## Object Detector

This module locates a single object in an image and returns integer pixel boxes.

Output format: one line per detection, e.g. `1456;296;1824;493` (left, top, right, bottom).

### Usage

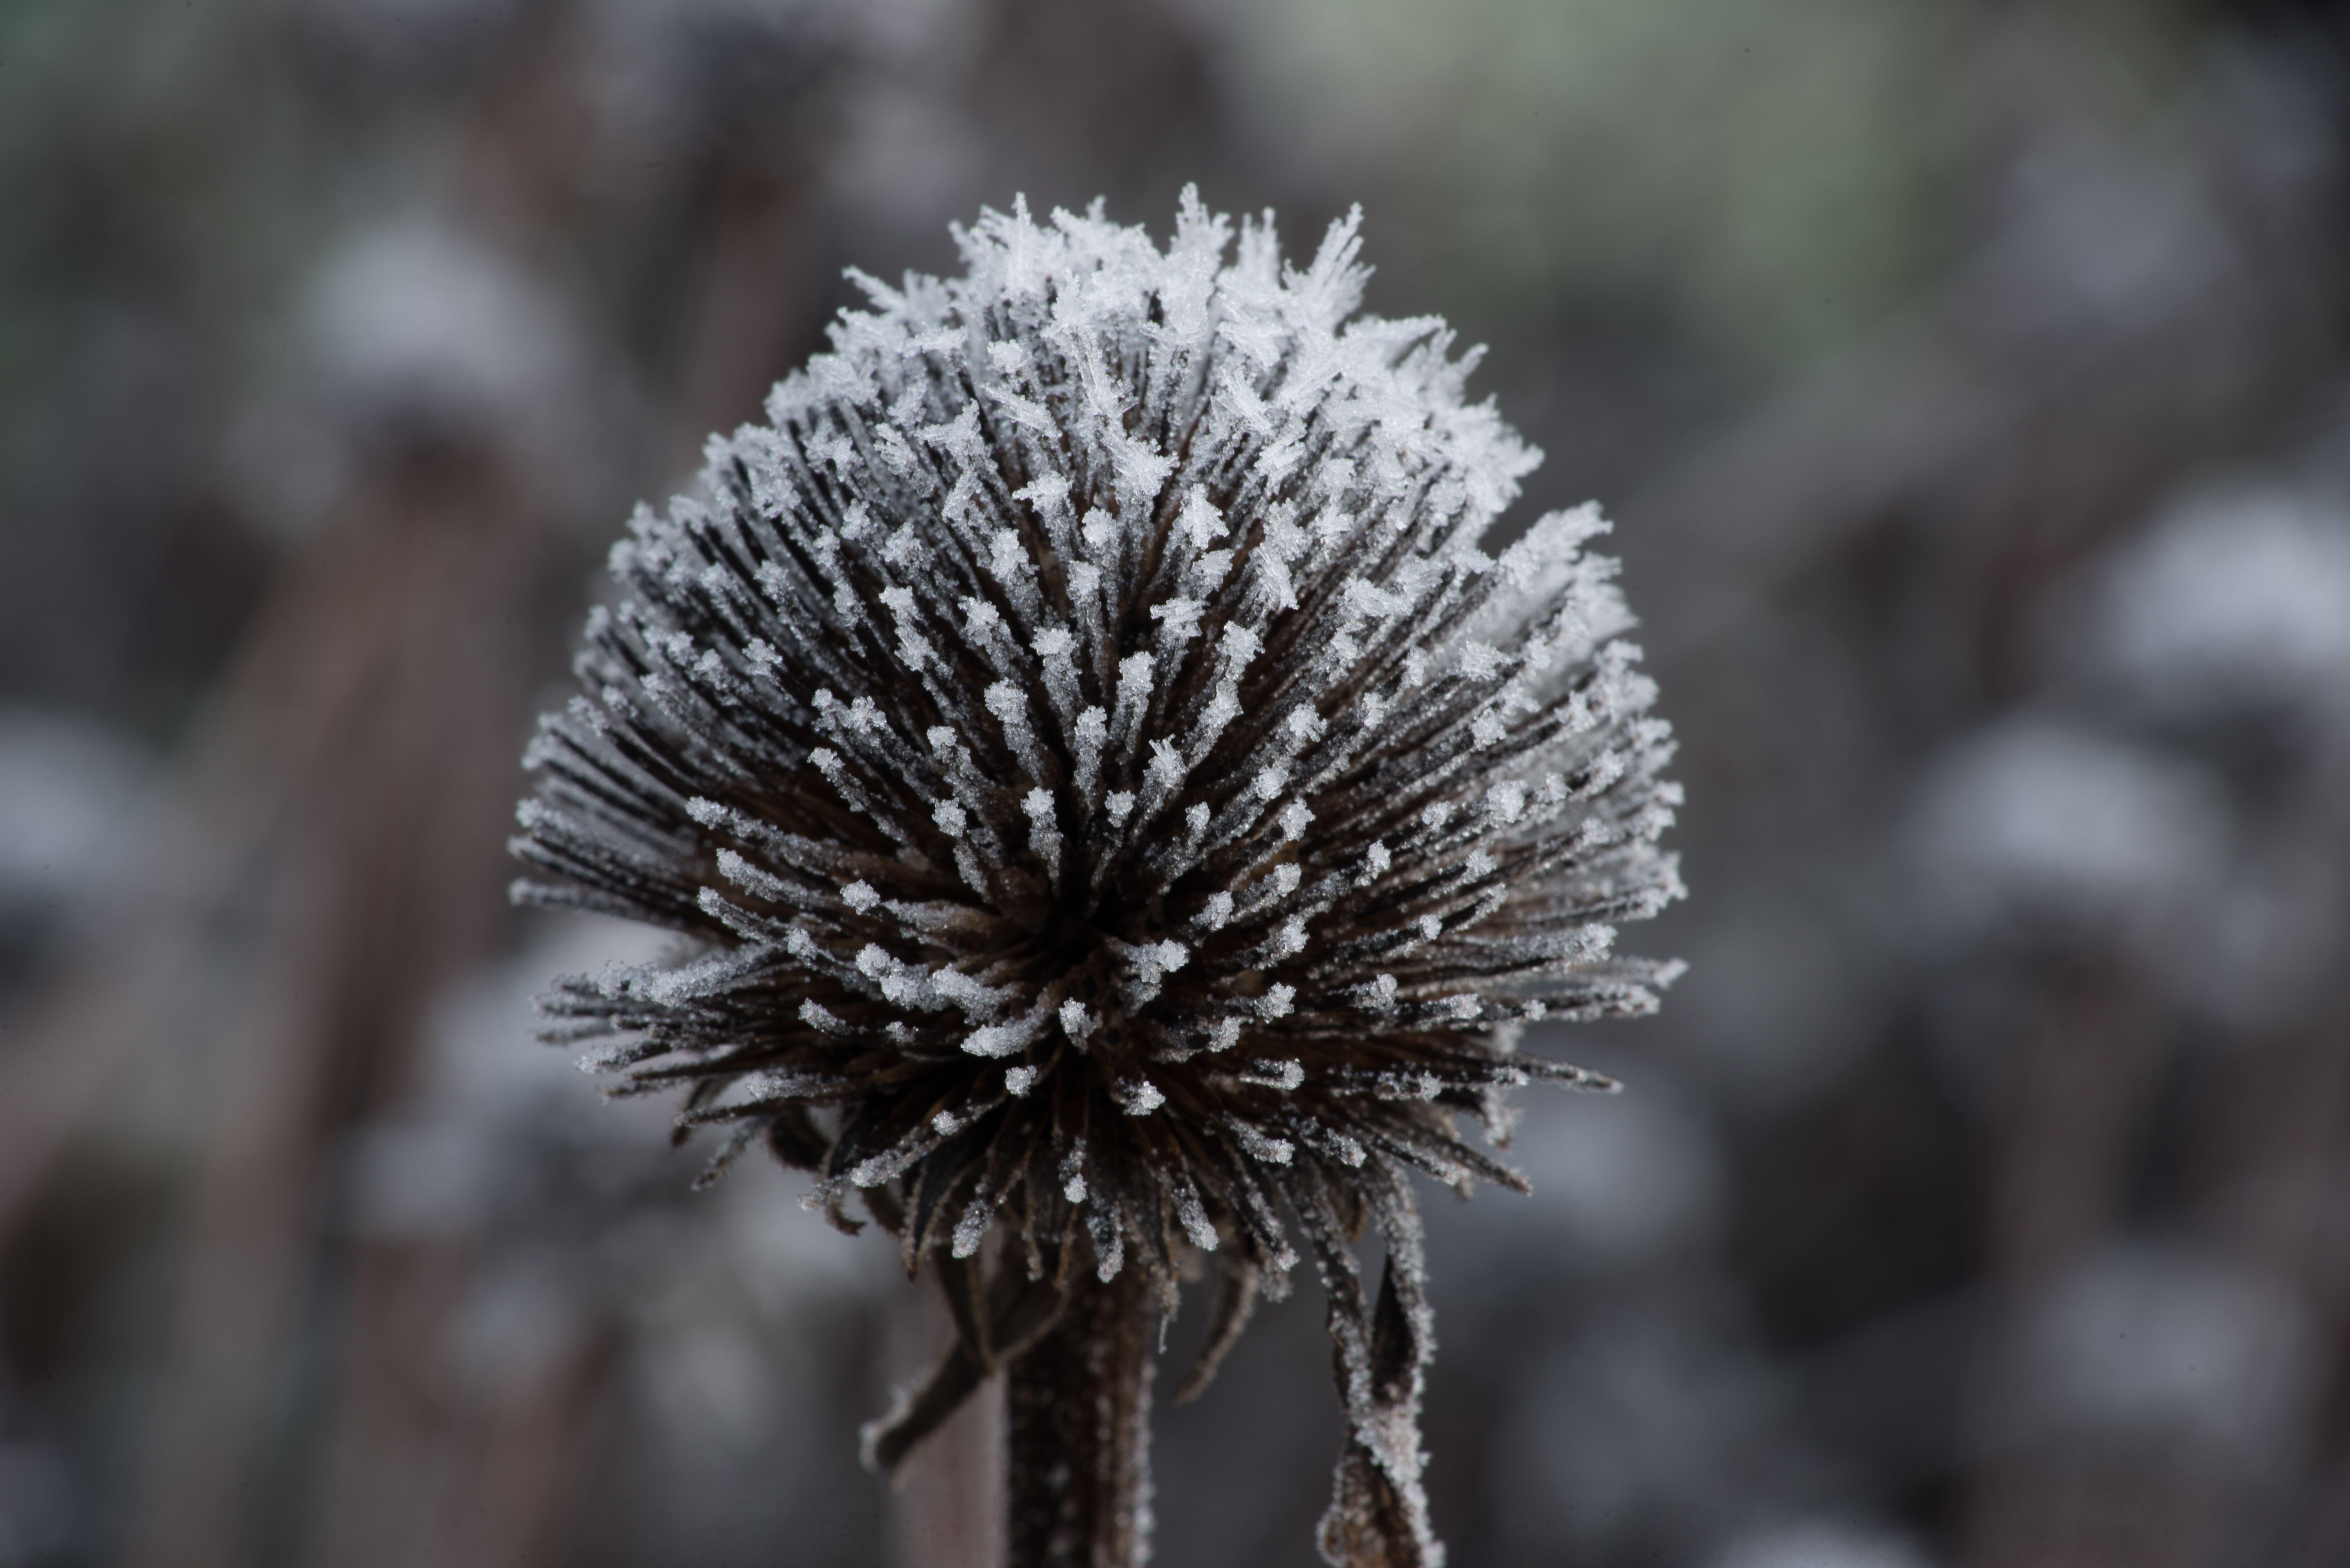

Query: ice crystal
511;190;1683;1567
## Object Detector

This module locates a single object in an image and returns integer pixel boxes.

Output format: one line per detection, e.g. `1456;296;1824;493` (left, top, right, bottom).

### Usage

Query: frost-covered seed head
510;190;1682;1568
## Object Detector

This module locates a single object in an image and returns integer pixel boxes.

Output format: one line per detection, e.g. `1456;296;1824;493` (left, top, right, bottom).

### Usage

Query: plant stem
1004;1267;1156;1567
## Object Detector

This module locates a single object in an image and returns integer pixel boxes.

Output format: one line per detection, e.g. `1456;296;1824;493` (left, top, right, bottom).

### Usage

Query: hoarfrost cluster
510;190;1682;1565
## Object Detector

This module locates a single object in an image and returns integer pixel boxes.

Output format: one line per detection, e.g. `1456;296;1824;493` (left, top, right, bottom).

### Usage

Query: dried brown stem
1004;1267;1158;1568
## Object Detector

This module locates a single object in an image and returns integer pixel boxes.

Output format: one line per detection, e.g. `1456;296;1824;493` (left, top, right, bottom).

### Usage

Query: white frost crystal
512;192;1682;1568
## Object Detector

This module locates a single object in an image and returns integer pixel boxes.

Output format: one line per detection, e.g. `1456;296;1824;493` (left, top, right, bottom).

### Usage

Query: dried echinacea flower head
511;190;1683;1568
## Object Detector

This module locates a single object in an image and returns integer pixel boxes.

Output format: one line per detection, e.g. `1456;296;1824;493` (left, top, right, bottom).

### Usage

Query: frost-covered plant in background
510;190;1683;1568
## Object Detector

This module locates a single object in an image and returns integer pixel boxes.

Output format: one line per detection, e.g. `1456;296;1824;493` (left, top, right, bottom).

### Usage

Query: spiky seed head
511;189;1683;1566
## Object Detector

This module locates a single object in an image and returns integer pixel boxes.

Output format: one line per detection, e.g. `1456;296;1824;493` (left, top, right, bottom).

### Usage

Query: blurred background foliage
1238;0;1971;360
4;1;2350;1565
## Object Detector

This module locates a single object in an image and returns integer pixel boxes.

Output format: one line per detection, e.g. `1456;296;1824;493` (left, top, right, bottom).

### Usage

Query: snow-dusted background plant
510;191;1683;1567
